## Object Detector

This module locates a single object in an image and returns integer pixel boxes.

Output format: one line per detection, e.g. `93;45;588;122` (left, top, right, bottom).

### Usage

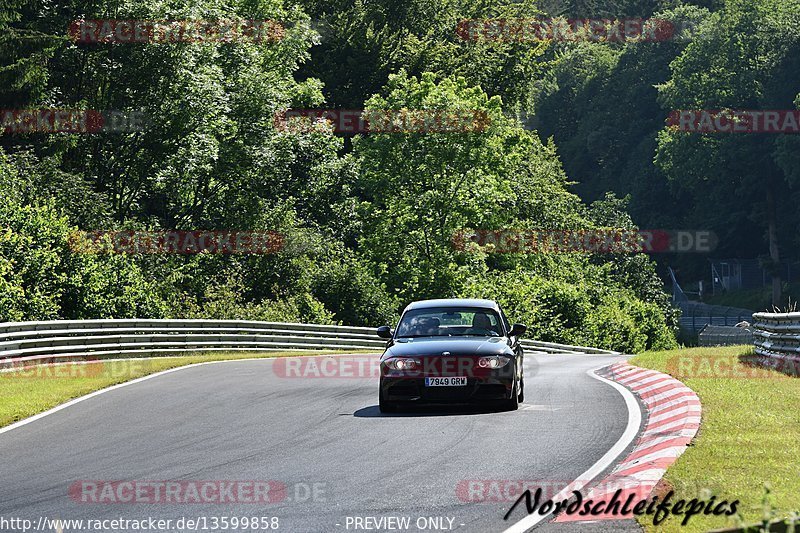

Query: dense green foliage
17;0;800;352
533;0;800;305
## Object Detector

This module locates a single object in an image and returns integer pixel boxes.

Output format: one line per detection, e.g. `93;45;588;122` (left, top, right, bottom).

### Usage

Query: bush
461;266;677;353
461;269;589;344
583;301;647;354
311;252;400;326
182;274;336;324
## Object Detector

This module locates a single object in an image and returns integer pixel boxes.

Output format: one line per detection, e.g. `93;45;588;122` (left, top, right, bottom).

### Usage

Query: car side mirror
377;326;393;339
509;323;527;337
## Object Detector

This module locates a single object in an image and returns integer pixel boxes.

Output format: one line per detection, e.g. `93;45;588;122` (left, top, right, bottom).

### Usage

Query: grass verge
0;350;375;429
630;345;800;532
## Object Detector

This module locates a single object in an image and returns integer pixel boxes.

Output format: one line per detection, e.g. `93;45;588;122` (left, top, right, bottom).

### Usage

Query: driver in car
466;312;498;336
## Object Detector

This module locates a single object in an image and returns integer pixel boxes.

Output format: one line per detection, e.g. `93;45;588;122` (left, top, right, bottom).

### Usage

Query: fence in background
697;325;753;346
710;258;799;293
0;319;618;366
676;301;754;335
752;312;800;364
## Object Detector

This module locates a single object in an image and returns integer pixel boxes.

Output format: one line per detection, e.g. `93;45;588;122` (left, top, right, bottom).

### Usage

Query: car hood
382;336;513;358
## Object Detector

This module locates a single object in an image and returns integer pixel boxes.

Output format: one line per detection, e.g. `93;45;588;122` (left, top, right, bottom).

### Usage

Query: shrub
312;252;400;326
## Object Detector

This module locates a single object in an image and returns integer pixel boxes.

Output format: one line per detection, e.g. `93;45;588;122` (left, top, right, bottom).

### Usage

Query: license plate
424;376;467;387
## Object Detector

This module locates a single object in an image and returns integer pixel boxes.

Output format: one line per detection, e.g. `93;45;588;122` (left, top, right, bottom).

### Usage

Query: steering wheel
465;327;498;336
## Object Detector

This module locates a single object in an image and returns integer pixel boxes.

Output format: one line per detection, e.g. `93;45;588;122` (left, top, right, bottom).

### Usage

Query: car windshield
395;307;503;338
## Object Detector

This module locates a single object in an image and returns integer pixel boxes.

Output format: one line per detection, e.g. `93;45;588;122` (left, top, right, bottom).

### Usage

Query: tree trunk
766;178;782;308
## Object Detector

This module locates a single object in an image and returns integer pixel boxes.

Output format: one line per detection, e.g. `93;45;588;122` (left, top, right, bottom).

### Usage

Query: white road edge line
0;353;376;437
502;364;643;533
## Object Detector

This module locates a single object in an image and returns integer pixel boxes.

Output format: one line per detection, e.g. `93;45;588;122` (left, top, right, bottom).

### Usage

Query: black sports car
376;298;526;413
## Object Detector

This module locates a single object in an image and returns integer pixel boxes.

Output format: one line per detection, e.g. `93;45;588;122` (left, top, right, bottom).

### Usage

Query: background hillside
2;0;798;352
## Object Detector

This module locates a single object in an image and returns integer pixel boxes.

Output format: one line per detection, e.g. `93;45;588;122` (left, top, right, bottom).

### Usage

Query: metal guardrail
752;312;800;362
698;325;753;346
676;301;754;335
520;339;619;356
0;319;618;365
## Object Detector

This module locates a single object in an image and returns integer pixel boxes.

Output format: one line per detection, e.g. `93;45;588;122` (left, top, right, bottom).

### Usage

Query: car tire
379;395;397;414
503;380;519;411
518;376;524;404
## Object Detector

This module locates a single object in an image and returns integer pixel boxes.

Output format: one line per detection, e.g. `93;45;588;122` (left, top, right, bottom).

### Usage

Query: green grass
630;346;800;532
0;350;374;428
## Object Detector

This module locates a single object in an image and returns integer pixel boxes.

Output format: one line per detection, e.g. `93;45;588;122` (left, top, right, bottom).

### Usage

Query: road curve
0;353;642;532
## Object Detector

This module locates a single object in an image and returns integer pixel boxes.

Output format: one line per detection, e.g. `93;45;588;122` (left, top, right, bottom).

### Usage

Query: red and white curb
555;362;701;522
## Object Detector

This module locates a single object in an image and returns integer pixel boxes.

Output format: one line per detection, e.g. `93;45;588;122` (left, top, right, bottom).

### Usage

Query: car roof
403;298;501;312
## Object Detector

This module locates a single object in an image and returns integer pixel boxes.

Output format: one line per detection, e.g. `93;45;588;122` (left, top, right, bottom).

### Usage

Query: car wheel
518;376;524;404
503;380;519;411
379;394;397;414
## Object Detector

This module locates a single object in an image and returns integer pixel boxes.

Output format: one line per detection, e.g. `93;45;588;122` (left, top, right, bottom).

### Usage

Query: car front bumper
380;375;515;404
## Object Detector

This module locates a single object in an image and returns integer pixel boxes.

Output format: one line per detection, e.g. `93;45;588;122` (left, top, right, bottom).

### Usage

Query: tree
656;0;800;306
354;71;583;300
295;0;547;110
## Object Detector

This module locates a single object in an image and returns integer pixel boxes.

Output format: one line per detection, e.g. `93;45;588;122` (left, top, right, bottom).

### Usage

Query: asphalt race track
0;353;644;532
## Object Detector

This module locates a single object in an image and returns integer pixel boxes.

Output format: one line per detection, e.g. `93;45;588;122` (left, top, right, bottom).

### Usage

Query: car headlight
385;358;419;371
477;356;511;369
